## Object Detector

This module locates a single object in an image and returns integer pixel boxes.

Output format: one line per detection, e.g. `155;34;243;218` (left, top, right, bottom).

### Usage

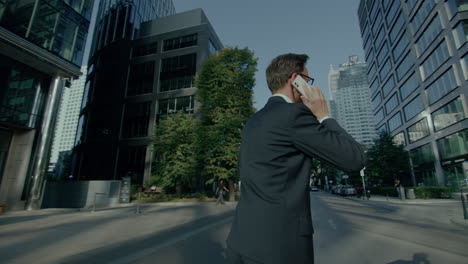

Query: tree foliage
195;47;258;200
151;112;197;193
366;131;411;185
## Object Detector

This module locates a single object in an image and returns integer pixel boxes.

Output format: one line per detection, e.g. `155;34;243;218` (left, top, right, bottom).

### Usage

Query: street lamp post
360;168;368;200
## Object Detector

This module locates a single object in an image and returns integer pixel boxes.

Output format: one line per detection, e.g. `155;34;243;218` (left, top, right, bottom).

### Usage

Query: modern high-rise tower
358;0;468;187
73;2;223;185
0;0;95;210
328;56;377;146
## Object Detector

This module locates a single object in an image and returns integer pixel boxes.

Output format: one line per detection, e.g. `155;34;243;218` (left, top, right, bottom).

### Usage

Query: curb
450;218;468;229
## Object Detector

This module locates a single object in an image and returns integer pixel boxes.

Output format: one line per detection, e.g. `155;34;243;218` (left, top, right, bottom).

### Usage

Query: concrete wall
0;129;36;211
42;180;122;208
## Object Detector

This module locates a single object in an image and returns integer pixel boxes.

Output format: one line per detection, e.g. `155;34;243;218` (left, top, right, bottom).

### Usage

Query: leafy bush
135;192;216;203
368;186;455;199
413;187;455;199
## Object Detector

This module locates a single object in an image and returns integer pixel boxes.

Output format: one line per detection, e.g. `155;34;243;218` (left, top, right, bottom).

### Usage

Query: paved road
1;193;467;263
135;192;468;264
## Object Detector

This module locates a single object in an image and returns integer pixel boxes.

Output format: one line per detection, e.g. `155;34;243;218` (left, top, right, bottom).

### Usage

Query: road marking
328;219;337;230
112;217;232;264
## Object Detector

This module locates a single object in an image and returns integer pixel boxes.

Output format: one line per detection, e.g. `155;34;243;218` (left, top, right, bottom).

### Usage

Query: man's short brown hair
266;53;309;93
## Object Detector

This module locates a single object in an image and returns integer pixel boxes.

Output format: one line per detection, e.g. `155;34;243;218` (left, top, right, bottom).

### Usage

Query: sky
175;0;365;109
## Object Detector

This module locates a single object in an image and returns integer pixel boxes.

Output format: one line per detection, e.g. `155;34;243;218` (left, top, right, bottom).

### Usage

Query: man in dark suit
226;54;365;264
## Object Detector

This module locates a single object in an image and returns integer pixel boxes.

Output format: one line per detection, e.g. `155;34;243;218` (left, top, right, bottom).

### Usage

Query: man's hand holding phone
293;75;330;121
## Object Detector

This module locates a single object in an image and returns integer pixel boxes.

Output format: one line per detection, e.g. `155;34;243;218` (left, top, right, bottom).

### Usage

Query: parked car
309;185;319;192
340;186;357;196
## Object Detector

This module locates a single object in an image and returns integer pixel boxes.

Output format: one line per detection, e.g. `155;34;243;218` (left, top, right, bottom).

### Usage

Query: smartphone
292;75;317;100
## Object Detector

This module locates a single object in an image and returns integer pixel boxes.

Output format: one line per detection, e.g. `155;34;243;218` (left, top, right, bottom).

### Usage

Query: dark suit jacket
226;96;365;264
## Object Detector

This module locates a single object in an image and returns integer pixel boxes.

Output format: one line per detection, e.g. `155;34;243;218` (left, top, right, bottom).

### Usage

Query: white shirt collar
272;93;293;103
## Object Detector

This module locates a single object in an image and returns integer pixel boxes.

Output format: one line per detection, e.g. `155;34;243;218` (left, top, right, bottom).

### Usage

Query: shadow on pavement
387;253;431;264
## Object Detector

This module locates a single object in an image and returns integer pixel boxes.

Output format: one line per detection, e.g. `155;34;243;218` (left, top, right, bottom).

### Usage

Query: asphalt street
1;193;467;263
135;192;468;264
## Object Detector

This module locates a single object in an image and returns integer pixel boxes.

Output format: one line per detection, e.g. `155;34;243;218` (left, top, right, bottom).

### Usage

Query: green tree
195;47;257;201
152;112;197;194
366;131;411;186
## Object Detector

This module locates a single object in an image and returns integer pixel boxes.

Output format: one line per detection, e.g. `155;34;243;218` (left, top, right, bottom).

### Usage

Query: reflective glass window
388;112;403;132
408;118;430;143
393;31;409;62
411;0;437;33
404;95;424;121
416;15;443;57
375;108;385;124
382;75;395;98
393;131;406;146
385;0;401;26
132;42;158;57
396;52;414;81
426;67;457;105
121;101;151;138
370;77;380;96
377;42;389;66
160;53;197;92
0;54;50;128
389;12;405;44
399;73;419;100
163;34;198;52
375;25;386;50
372;11;383;35
156;96;195;123
432;97;466;131
385;93;399;114
437;129;468;160
368;62;377;80
127;61;155;96
379;58;392;81
372;92;382;110
453;20;468;49
406;0;419;13
410;143;434;166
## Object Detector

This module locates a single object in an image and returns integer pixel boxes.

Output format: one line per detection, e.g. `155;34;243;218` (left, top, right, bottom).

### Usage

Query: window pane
407;118;430;143
437;129;468;160
396;52;414;81
426;67;457;105
382;75;395;98
411;0;437;33
393;131;406;145
388;112;402;132
420;40;450;80
163;34;198;52
415;14;443;57
385;93;399;114
399;73;419;100
432;97;466;131
403;95;424;121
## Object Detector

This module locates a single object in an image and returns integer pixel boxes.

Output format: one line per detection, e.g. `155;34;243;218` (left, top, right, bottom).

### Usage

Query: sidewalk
344;194;468;229
0;201;237;264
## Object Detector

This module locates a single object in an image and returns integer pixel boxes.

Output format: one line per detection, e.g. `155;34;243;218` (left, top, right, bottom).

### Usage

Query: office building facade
49;66;88;176
328;56;377;146
73;8;223;185
358;0;468;187
0;0;95;210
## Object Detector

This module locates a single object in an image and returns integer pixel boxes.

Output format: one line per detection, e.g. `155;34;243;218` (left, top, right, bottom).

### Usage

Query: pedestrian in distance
216;179;229;205
226;54;365;264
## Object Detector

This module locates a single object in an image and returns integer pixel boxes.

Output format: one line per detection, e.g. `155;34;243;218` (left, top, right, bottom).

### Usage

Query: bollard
135;191;141;214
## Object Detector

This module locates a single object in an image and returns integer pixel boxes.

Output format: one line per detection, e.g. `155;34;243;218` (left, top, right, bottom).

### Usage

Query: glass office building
358;0;468;187
74;7;223;185
328;56;377;146
0;0;94;210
